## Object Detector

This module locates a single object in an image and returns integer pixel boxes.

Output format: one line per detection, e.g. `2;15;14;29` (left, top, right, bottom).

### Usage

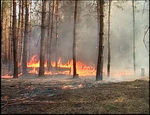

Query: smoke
108;1;149;74
10;1;148;77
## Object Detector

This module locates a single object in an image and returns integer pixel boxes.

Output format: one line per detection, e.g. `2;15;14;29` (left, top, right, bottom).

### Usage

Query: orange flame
1;73;22;79
26;55;133;77
1;55;134;78
27;55;96;76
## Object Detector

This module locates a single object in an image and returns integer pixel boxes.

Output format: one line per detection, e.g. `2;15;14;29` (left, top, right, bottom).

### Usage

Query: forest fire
1;73;22;79
1;55;133;78
1;0;149;114
26;55;134;77
1;55;134;79
27;55;96;76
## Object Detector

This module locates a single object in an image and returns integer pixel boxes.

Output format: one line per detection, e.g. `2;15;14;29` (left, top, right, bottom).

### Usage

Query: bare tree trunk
22;0;29;75
107;0;111;77
47;1;51;69
96;0;104;81
48;0;55;70
17;0;21;58
1;0;3;56
4;17;8;63
4;18;8;63
28;2;32;61
12;0;18;78
8;3;12;72
17;0;21;72
39;0;47;76
20;0;24;68
132;0;136;74
55;0;59;69
73;0;78;78
1;0;11;64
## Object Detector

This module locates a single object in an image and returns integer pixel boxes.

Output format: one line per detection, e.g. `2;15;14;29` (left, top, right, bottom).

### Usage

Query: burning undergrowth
1;54;137;79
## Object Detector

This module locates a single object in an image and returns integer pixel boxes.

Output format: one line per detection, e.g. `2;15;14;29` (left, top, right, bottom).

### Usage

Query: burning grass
1;55;136;78
1;75;149;114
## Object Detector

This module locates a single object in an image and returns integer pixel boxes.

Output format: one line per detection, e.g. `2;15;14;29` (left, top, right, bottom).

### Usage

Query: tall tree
39;0;47;76
73;0;78;78
12;0;18;78
20;0;24;67
107;0;112;77
1;0;11;64
48;0;55;70
8;2;13;72
55;0;59;69
96;0;104;81
132;0;136;74
17;0;21;71
22;0;29;75
46;0;51;67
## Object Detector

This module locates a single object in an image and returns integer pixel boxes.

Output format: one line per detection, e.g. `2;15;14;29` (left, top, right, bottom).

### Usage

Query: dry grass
1;76;149;114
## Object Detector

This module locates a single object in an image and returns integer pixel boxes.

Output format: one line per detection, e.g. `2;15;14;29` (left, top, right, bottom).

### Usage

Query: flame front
1;55;134;78
27;55;133;77
27;55;96;76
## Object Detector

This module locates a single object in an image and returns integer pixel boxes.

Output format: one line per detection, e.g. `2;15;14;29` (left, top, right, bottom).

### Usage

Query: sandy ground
1;75;149;114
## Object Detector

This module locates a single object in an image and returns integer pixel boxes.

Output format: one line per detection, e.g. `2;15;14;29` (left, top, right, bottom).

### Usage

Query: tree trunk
17;0;21;72
4;16;8;63
28;2;32;61
132;0;136;74
1;0;11;64
12;0;18;78
96;0;104;81
107;0;111;77
20;0;24;68
48;0;55;70
73;0;78;78
55;0;59;69
8;2;12;72
22;0;29;75
39;0;47;76
47;0;51;66
46;1;51;69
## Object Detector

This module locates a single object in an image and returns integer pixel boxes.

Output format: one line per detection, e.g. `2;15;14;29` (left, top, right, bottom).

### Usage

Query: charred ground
1;75;149;114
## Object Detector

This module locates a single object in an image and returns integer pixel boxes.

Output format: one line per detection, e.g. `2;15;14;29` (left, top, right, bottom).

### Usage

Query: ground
1;75;149;114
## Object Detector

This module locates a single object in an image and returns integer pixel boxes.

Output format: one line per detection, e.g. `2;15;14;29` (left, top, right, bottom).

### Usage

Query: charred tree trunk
73;0;78;78
132;0;136;74
12;0;18;78
96;0;104;81
22;0;29;75
39;0;47;76
48;0;55;70
107;0;111;77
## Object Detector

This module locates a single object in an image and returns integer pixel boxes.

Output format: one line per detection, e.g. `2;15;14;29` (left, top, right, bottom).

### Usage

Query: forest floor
1;75;149;114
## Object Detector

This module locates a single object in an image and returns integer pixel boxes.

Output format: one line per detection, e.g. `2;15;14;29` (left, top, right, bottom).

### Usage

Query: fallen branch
1;101;9;110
